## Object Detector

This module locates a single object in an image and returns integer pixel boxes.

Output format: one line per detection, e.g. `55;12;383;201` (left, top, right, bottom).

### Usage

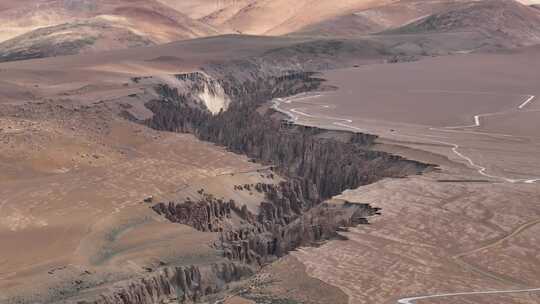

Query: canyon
69;68;430;304
1;1;540;304
0;47;431;304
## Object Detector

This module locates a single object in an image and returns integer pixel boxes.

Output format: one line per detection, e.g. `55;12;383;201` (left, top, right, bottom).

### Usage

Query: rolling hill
385;0;540;47
0;0;220;61
200;0;397;35
292;0;469;37
1;0;540;62
0;19;154;62
0;0;401;61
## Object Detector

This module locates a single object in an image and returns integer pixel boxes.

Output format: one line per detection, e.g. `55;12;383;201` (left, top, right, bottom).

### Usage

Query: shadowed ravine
48;69;433;304
122;70;430;304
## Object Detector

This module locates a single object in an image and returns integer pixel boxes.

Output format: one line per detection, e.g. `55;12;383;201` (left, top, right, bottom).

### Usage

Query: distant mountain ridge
383;0;540;47
291;0;469;37
1;0;540;62
0;0;222;62
0;19;154;62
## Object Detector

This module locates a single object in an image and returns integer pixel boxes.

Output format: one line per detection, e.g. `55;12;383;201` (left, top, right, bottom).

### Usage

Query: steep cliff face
146;71;429;200
149;71;325;131
68;262;253;304
153;72;231;115
145;69;430;267
152;194;237;232
222;200;381;265
105;69;431;304
153;188;381;266
176;72;231;115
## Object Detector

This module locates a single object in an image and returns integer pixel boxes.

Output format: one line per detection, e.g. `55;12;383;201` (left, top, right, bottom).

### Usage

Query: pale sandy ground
278;46;540;181
0;35;306;104
0;36;298;301
0;112;266;300
1;29;540;303
0;115;285;302
282;47;540;304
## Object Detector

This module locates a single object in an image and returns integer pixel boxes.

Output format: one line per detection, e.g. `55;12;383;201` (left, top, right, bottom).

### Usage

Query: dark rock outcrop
152;195;235;232
221;200;381;265
145;69;430;267
154;189;381;266
145;72;429;200
125;67;431;304
67;262;253;304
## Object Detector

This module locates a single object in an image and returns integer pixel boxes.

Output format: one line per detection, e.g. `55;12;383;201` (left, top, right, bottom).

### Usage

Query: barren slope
293;0;470;37
386;0;540;47
3;0;537;63
0;19;153;63
0;0;220;60
0;38;288;302
156;0;255;19
200;0;397;35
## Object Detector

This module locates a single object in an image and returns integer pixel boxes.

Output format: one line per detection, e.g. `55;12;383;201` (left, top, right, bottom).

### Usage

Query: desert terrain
0;0;392;61
1;1;540;304
275;46;540;181
273;47;540;303
4;0;540;62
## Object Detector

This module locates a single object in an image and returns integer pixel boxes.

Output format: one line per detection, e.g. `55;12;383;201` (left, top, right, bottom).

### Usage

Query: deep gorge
143;70;431;268
70;69;432;304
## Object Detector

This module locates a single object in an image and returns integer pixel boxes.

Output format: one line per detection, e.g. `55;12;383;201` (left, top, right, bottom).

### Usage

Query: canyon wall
65;68;431;304
146;71;430;200
153;188;382;266
67;262;253;304
145;69;430;266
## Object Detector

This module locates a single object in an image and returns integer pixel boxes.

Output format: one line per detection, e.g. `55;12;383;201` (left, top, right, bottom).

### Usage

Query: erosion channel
78;68;433;304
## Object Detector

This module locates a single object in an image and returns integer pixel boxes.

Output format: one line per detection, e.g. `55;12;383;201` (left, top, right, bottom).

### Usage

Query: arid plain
274;47;540;303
